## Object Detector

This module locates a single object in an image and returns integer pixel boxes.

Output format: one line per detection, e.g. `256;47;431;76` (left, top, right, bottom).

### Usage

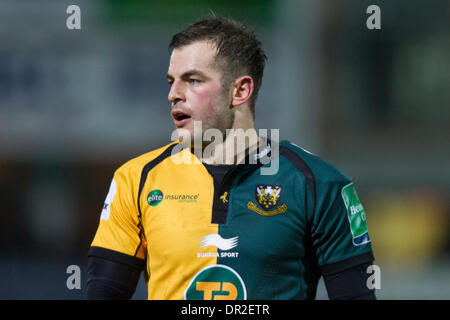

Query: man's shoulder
279;140;352;184
115;141;178;176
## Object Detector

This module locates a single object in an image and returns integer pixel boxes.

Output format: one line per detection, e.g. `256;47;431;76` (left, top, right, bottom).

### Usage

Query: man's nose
168;81;184;106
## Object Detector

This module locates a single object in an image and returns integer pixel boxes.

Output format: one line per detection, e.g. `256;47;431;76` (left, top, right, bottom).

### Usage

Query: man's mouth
171;110;192;128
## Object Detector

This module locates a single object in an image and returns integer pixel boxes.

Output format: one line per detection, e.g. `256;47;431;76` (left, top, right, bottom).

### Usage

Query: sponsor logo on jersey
184;265;247;300
220;191;228;204
341;183;371;246
100;179;117;220
147;190;200;206
200;233;238;250
247;184;287;216
165;193;199;203
197;233;239;258
147;189;163;206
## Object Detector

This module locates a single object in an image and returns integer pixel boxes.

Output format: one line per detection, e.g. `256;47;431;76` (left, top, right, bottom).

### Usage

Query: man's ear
231;76;254;107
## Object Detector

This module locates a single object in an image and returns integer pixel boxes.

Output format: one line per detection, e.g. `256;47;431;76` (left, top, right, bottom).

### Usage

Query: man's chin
173;122;227;151
177;130;218;152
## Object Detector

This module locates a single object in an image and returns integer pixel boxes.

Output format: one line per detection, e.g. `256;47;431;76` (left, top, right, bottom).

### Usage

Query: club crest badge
247;184;287;216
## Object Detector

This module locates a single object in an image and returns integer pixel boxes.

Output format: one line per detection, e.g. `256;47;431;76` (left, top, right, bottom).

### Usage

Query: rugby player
87;16;376;300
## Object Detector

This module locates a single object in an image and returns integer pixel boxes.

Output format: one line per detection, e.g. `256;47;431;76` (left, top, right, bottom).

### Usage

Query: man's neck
195;127;261;165
190;104;259;165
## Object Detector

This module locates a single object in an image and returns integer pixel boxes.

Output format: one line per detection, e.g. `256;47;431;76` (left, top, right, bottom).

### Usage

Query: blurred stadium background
0;0;448;299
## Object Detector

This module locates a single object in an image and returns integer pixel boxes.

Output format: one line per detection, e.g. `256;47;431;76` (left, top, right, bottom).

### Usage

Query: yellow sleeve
90;166;146;260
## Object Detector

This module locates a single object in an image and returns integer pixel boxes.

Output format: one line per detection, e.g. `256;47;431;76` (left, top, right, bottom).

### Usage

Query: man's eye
188;79;200;84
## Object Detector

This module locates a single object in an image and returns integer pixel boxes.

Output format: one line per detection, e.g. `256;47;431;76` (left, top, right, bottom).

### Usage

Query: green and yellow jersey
89;140;374;300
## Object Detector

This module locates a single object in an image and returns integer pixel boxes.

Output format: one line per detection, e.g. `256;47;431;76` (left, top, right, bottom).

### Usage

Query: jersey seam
279;146;317;225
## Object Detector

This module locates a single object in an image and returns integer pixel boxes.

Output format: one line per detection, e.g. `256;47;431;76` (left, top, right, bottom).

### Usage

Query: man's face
167;40;233;147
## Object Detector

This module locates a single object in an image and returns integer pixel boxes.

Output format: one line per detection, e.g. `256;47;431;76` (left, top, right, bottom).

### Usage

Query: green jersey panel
280;141;373;272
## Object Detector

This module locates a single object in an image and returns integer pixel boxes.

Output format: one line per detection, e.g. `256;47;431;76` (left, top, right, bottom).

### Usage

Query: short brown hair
169;16;267;117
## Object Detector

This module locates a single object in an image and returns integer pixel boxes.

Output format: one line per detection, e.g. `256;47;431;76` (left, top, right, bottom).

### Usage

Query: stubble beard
189;89;234;151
